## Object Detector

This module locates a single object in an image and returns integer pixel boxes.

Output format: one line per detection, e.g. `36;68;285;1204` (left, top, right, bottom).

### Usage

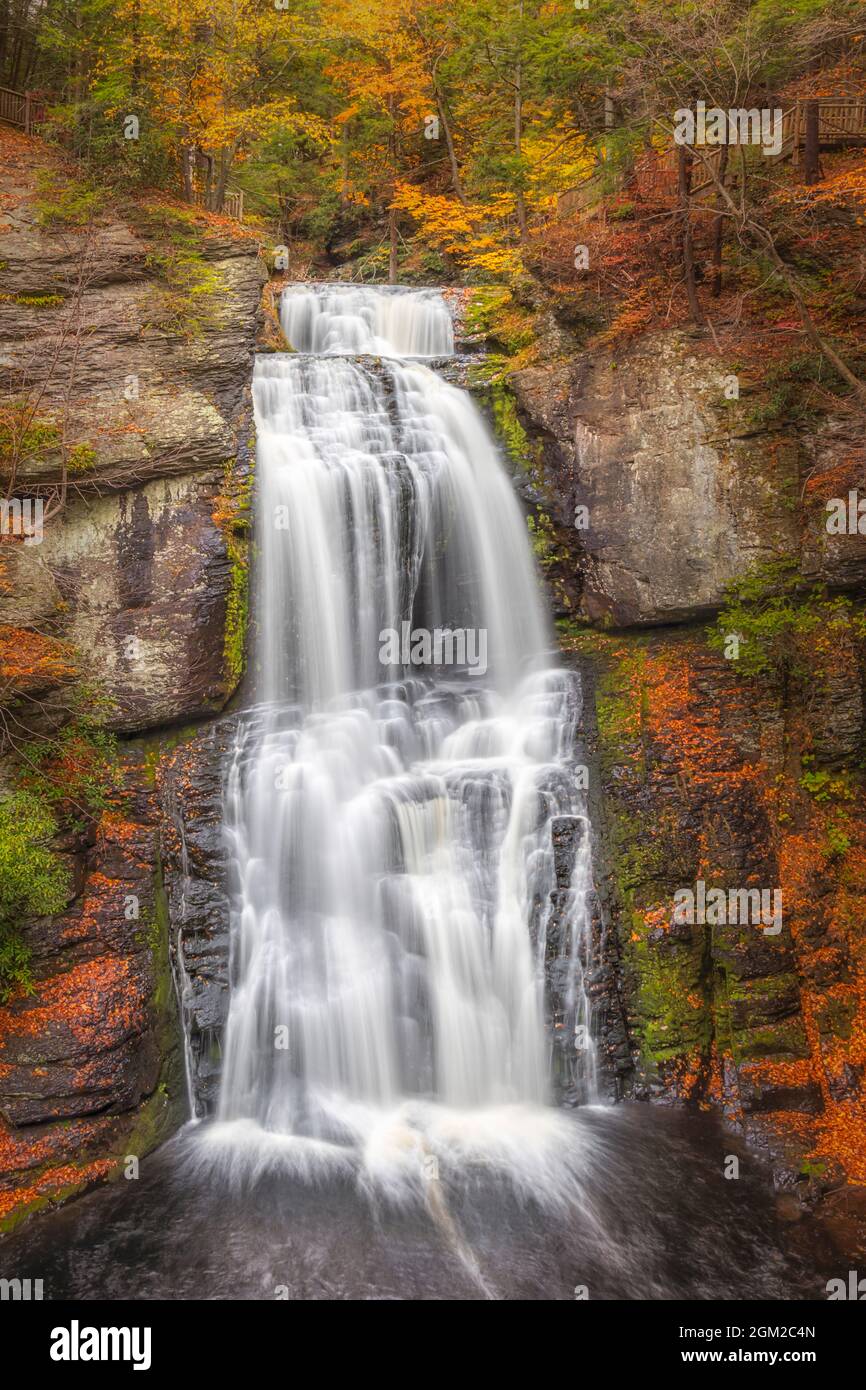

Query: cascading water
201;284;597;1202
0;284;827;1306
280;283;455;358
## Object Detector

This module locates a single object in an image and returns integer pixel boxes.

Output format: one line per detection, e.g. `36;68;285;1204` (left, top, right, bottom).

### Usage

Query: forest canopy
1;0;862;276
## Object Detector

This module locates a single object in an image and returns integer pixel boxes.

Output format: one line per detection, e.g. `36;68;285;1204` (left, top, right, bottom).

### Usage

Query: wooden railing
0;86;46;133
790;98;866;165
188;185;245;221
558;96;866;217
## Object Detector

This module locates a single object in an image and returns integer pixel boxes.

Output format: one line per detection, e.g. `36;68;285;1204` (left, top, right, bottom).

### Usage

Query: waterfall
202;285;597;1201
280;283;454;358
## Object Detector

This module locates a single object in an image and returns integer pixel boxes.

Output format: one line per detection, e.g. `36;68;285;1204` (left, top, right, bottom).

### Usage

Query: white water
281;283;454;358
202;286;597;1205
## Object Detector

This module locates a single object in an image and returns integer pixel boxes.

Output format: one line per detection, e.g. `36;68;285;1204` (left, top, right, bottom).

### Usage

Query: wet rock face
159;719;237;1117
0;716;241;1227
0;224;264;492
0;152;263;733
0;758;183;1230
511;330;866;627
0;801;160;1127
575;625;866;1189
0;138;262;1226
1;472;238;731
505;312;866;1186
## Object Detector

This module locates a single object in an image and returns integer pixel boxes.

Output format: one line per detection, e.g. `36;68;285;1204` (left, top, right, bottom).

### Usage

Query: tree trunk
214;143;237;213
214;155;227;212
181;144;194;202
435;88;466;204
203;153;215;210
0;2;8;83
514;72;527;240
710;144;729;298
388;205;398;284
340;122;350;209
131;0;141;91
803;99;820;185
386;91;399;283
514;0;527;241
677;143;703;326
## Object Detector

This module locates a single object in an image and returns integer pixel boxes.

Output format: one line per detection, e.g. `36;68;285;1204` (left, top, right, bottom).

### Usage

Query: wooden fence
191;186;245;221
558;96;866;217
0;90;246;223
0;86;46;134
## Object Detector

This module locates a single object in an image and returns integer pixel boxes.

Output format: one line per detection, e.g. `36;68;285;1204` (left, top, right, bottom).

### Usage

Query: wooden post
181;146;194;202
237;189;244;222
24;90;31;135
804;99;820;184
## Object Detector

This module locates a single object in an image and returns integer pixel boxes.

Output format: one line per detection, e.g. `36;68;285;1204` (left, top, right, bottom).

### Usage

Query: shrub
708;559;866;683
17;721;120;831
33;171;105;229
131;203;225;339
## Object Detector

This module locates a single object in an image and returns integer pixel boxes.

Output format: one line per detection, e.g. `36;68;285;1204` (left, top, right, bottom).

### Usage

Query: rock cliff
469;285;866;1195
0;130;264;1229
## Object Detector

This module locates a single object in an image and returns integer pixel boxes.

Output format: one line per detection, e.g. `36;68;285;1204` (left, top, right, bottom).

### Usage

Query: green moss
0;1171;101;1237
726;970;797;1005
145;250;224;338
0;293;64;309
730;1016;811;1062
594;648;648;780
68;443;97;472
214;456;253;693
632;929;713;1065
128;201;225;339
136;722;200;789
799;1158;827;1179
224;542;249;691
576;633;715;1075
799;763;855;804
0;790;68;1002
467;355;539;481
97;847;182;1191
464;286;512;338
707;558;866;683
0;400;98;477
813;995;856;1041
493;386;532;469
526;510;568;569
0;404;60;471
33;173;105;229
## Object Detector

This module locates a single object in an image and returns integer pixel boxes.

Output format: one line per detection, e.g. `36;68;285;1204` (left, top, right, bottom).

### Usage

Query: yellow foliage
392;183;522;276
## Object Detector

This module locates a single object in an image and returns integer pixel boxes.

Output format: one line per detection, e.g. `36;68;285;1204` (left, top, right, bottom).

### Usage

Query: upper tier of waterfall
280;283;455;357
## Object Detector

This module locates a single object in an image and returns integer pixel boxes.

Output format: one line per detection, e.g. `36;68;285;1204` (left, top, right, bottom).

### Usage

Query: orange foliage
0;625;77;698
